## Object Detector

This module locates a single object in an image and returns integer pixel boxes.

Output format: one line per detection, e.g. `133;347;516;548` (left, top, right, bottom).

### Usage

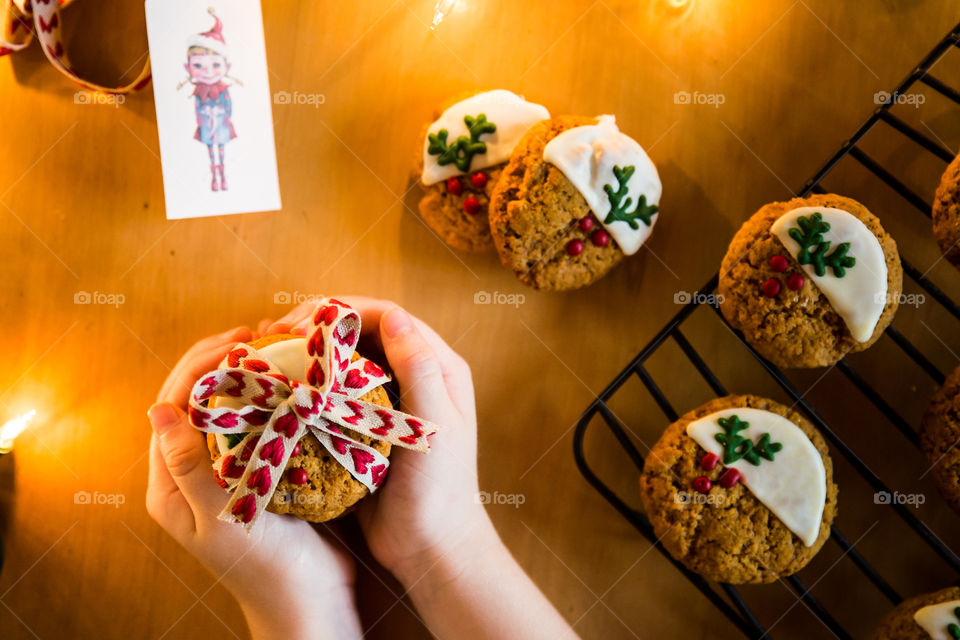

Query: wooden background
2;1;960;638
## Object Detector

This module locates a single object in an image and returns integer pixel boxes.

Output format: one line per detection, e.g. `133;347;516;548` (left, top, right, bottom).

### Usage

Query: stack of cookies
415;89;662;291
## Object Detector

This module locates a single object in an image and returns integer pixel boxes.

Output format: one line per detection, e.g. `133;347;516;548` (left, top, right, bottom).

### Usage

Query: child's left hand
145;326;362;640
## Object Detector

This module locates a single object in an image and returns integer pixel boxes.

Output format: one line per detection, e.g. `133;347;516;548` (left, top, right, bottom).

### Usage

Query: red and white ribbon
1;0;152;94
188;298;443;529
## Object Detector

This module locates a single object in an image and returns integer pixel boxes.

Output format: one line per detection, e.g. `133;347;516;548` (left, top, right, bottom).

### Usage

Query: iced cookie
920;364;960;514
639;394;837;584
719;194;902;368
871;586;960;639
933;154;960;268
416;89;549;252
204;334;393;523
489;115;662;291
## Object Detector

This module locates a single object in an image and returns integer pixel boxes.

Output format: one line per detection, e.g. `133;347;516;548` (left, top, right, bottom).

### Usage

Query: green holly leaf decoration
947;607;960;639
753;432;783;462
714;415;753;464
427;113;497;173
786;212;857;278
224;432;246;449
714;415;783;467
602;165;658;230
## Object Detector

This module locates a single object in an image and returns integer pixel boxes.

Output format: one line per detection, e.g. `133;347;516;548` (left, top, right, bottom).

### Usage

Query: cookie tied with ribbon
1;0;152;93
188;298;444;529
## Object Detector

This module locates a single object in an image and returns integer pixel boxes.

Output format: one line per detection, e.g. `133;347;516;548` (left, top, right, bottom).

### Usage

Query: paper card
144;0;281;219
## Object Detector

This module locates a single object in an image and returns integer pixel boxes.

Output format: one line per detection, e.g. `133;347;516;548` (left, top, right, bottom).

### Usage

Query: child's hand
268;299;576;639
145;326;362;640
266;298;493;583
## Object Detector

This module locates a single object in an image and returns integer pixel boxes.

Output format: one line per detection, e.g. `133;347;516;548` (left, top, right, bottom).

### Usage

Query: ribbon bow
1;0;152;94
188;298;443;528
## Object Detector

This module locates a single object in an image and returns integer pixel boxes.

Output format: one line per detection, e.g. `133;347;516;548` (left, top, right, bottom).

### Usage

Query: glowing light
0;410;37;454
431;0;459;29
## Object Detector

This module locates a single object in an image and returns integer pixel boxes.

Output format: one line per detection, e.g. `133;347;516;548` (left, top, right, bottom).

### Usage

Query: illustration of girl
178;8;240;192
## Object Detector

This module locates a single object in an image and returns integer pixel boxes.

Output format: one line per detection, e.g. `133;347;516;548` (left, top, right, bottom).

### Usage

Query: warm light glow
0;409;37;454
431;0;459;29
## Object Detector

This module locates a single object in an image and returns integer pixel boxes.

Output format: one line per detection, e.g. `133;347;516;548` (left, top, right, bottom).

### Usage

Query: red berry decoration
762;277;781;298
718;468;742;488
692;476;712;493
446;177;463;196
578;217;595;232
470;172;487;189
292;442;302;457
591;229;610;247
566;239;584;256
700;452;720;471
288;468;308;485
769;254;789;273
463;197;481;215
787;273;805;291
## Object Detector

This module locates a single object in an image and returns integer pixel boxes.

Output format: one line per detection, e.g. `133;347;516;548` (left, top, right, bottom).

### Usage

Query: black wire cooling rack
573;20;960;640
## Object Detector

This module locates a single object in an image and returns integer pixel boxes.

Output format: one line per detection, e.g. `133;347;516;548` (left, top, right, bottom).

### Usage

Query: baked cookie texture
206;334;392;522
933;154;960;268
719;194;902;368
920;364;960;513
870;586;960;640
489;116;625;291
416;155;502;252
638;394;837;584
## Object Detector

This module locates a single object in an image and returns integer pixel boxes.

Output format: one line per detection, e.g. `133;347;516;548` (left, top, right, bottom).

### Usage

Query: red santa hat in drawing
187;8;229;57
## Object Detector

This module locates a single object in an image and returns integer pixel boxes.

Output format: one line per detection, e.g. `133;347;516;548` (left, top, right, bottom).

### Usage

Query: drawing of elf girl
180;8;240;192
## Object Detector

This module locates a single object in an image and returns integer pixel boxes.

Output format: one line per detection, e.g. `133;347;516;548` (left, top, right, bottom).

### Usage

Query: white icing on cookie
214;339;307;455
686;407;827;547
421;90;549;185
913;600;960;639
771;206;888;343
542;115;661;255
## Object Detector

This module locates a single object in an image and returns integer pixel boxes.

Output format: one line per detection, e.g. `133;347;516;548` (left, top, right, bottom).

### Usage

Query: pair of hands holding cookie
146;297;575;640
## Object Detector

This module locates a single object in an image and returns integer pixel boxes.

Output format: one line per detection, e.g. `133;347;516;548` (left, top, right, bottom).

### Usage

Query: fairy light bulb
0;410;36;454
431;0;459;29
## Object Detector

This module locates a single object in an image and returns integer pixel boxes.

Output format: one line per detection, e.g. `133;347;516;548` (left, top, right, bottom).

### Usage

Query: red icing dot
471;172;487;189
292;442;302;457
787;273;805;291
700;452;719;471
446;177;463;196
692;476;712;493
762;277;781;298
288;468;308;485
566;239;584;256
769;255;789;273
718;468;742;488
463;197;480;215
578;217;595;232
591;230;610;247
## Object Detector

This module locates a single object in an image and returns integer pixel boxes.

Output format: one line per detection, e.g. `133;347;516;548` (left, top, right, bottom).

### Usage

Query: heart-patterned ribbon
1;0;152;93
188;298;443;529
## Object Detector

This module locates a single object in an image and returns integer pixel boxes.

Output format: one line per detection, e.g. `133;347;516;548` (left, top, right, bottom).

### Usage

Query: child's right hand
267;298;496;585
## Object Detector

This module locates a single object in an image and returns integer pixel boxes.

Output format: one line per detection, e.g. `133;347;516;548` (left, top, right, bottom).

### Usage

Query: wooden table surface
2;1;960;638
